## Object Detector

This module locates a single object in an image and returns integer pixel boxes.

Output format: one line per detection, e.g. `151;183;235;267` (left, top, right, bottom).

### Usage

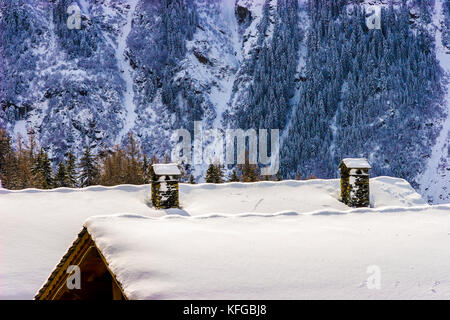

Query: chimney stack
339;158;371;208
151;164;181;209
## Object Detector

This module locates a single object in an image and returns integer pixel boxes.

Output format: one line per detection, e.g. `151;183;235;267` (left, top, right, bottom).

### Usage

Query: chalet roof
341;158;371;169
5;177;430;299
152;163;181;176
76;208;450;299
28;177;446;300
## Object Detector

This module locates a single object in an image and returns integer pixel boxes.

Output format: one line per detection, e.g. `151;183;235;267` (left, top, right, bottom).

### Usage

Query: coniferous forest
0;128;281;188
280;1;445;186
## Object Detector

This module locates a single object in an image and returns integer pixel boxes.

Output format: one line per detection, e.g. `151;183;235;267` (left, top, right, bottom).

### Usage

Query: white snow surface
85;205;450;300
152;164;181;176
342;158;372;169
0;177;442;299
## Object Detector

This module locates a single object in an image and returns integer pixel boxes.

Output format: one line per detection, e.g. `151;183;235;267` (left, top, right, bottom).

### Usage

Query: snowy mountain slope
418;0;450;204
0;177;436;299
113;0;139;145
183;0;241;129
168;0;243;176
1;0;126;159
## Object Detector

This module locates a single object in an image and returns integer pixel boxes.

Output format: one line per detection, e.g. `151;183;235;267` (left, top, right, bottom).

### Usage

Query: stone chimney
151;164;181;209
339;158;371;208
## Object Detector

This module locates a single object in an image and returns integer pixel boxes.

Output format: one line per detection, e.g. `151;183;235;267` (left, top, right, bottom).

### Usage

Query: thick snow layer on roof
0;177;429;299
152;164;181;176
180;176;425;215
85;206;450;300
342;158;371;169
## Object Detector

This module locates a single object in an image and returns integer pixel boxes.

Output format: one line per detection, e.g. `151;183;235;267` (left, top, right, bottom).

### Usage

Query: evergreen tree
189;174;196;184
228;169;240;182
54;162;68;188
40;150;53;189
239;151;259;182
205;163;217;183
66;151;77;187
31;148;53;189
214;164;224;183
275;170;282;181
79;146;99;187
205;163;224;183
240;162;259;182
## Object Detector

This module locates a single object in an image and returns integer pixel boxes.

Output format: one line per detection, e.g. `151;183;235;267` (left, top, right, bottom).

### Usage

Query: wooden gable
35;228;127;300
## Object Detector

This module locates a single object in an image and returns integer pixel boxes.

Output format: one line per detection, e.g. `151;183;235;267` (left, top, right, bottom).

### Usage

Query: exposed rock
236;5;251;24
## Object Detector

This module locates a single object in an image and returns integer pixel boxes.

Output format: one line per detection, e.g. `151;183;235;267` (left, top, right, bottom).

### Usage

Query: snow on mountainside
0;177;437;299
113;0;139;145
418;0;450;204
0;0;449;202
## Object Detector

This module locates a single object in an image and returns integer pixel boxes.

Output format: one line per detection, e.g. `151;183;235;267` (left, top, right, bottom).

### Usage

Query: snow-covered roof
0;177;431;299
152;164;181;176
84;205;450;299
341;158;371;169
